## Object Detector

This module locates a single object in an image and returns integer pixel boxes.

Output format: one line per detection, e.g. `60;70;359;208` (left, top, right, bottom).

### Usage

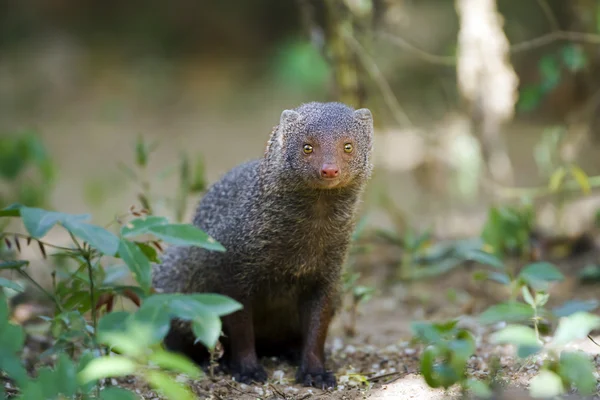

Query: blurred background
3;0;600;240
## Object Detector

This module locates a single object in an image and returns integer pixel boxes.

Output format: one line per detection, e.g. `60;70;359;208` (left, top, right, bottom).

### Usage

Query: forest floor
11;235;600;400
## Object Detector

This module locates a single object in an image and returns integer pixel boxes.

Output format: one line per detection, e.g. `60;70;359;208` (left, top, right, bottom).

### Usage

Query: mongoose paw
296;370;336;390
231;365;268;385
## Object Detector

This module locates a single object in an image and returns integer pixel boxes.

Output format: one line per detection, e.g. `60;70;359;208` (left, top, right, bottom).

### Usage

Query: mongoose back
152;101;374;388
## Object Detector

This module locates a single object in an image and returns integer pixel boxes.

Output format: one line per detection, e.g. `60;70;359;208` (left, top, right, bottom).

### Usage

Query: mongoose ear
354;108;372;121
280;109;301;125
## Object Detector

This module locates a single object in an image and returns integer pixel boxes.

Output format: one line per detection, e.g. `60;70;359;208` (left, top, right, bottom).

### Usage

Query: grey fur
152;101;373;375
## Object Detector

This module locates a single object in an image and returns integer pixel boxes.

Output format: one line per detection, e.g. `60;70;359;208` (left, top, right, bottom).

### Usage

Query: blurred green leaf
145;370;196;400
63;219;120;256
479;302;534;325
521;286;535;307
552;299;599;318
191;309;222;350
19;206;88;238
569;164;591;195
78;356;137;384
467;379;492;398
187;294;243;316
463;249;504;269
0;277;24;292
148;350;202;377
529;370;565;398
490;325;540;355
548;166;566;192
148;224;225;251
121;216;169;238
552;311;600;346
561;44;587;72
0;203;23;217
539;54;562;93
118;240;151;293
518;262;564;285
517;85;544;113
54;353;78;397
0;260;29;270
559;351;596;395
100;387;140;400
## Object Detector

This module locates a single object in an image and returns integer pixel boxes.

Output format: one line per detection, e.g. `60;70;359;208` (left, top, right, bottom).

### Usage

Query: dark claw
296;370;336;389
231;365;268;384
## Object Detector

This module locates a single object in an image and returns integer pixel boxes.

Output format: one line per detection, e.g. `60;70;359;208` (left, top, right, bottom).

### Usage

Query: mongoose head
266;102;374;190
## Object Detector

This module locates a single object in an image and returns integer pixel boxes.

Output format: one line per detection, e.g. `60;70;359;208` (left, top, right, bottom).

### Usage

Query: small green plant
462;244;600;398
0;132;56;215
0;202;240;399
410;320;486;396
118;135;206;222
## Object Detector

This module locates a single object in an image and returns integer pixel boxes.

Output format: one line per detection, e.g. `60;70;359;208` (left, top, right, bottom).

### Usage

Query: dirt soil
7;238;600;400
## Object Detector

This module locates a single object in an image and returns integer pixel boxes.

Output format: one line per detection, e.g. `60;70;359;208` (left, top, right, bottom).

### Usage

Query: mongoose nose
321;164;340;179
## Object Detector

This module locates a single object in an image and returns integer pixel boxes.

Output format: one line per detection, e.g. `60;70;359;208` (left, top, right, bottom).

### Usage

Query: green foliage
480;203;535;258
0;132;56;210
411;320;477;391
0;199;238;398
517;44;588;113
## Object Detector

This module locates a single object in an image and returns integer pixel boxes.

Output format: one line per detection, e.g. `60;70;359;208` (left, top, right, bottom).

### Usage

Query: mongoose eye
303;144;313;154
344;143;353;153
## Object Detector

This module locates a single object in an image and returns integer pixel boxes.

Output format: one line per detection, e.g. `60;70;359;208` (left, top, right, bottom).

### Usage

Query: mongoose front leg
222;302;267;384
296;289;336;389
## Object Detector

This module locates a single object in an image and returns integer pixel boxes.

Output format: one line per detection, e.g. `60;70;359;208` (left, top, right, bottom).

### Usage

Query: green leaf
98;311;130;335
135;242;160;263
463;249;504;269
54;353;78;397
466;379;492;398
0;203;23;217
539;54;562;93
517;85;544;113
552;311;600;346
148;224;225;251
559;351;596;395
479;302;534;325
548;166;566;192
488;272;511;285
132;302;171;344
518;262;564;285
521;286;535;307
561;44;587;72
0;277;24;292
0;260;29;270
62;219;120;256
0;350;28;386
78;355;137;384
148;350;202;377
552;299;599;318
420;345;442;388
490;325;539;346
19;206;89;238
191;310;222;350
121;216;169;238
529;370;565;398
118;240;151;293
569;164;591;195
188;294;243;316
145;370;196;400
100;387;140;400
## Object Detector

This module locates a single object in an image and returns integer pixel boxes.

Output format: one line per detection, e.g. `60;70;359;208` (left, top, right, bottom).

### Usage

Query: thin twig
268;383;287;399
510;31;600;53
587;334;600;348
378;29;600;67
344;31;413;127
17;269;64;313
377;31;456;66
536;0;560;31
